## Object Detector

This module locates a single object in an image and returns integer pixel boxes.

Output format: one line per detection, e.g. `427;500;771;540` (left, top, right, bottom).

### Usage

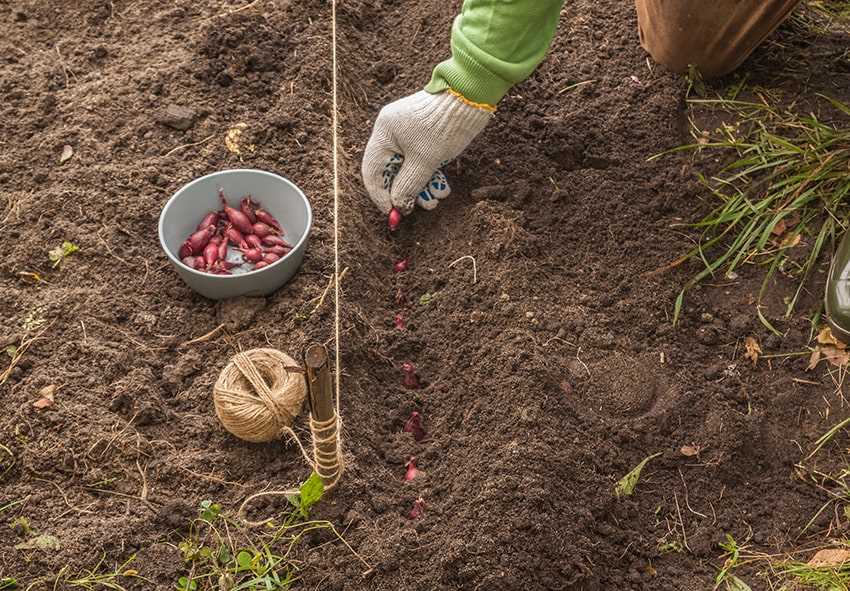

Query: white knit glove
362;90;494;215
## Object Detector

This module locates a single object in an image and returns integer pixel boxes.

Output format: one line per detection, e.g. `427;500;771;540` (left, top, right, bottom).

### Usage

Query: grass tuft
780;559;850;591
654;93;850;325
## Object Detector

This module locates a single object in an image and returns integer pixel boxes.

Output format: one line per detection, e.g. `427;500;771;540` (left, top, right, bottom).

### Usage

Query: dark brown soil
2;0;850;589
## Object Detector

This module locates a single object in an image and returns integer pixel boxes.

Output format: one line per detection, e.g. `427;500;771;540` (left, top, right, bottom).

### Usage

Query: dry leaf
33;384;56;409
817;327;847;349
771;219;787;236
743;336;762;366
808;348;822;371
59;145;73;164
808;548;850;567
645;564;657;578
680;445;701;457
822;345;850;367
779;233;801;249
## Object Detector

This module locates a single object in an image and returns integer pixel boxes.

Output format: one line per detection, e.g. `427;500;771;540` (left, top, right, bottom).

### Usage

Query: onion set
177;189;291;275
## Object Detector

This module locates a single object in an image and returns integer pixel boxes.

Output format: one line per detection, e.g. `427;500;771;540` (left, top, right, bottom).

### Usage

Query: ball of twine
213;348;306;443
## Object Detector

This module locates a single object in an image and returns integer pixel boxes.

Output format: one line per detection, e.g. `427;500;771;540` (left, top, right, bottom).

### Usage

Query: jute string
228;349;344;526
214;349;305;443
236;0;345;526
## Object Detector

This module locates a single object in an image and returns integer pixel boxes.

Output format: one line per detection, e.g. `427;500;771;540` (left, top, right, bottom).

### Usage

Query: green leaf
725;575;752;591
4;345;16;358
14;533;61;551
217;544;231;564
48;241;79;268
178;540;199;562
298;471;324;516
199;499;221;522
236;550;254;570
614;452;662;498
0;578;18;590
419;292;434;306
175;576;197;591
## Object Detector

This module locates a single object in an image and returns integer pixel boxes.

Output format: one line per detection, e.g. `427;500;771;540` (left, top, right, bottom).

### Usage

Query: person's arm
362;0;564;216
426;0;566;105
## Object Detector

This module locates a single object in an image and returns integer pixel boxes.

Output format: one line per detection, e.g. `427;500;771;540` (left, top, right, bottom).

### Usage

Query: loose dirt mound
2;0;849;589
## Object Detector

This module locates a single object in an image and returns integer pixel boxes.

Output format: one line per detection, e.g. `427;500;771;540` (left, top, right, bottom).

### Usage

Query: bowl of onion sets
159;169;312;299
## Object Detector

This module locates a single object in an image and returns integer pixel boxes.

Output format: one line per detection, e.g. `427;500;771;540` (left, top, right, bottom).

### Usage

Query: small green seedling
715;534;744;589
0;578;17;590
287;472;324;518
178;538;201;562
419;292;434;306
614;452;662;498
685;65;707;98
199;499;221;523
48;241;79;268
175;576;197;591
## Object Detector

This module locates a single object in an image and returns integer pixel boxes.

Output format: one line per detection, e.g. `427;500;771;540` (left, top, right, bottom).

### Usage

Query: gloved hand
362;90;494;215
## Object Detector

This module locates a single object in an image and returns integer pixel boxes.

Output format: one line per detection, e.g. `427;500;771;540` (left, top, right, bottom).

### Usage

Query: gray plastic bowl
158;169;311;300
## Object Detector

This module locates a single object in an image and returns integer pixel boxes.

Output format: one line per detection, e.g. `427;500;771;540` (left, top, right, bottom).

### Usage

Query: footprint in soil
580;352;678;418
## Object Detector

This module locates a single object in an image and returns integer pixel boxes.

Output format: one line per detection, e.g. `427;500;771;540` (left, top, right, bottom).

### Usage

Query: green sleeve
424;0;565;105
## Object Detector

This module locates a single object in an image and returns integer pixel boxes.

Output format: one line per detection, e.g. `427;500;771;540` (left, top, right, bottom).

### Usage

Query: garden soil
2;0;850;589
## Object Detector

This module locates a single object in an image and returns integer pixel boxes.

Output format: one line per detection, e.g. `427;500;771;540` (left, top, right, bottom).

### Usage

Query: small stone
729;314;750;334
109;392;133;414
703;364;723;380
500;293;510;301
156;104;196;131
470;185;506;201
525;311;535;319
135;404;164;426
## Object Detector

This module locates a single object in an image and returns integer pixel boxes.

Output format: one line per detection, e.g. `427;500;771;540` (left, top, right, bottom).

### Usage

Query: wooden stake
303;343;339;484
304;344;332;419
